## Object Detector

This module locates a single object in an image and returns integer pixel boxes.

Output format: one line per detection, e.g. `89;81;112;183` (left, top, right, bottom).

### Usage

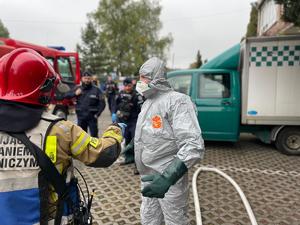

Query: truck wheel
275;127;300;156
54;109;67;120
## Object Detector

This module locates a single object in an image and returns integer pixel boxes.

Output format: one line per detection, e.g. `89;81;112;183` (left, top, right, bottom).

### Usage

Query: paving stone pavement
69;106;300;225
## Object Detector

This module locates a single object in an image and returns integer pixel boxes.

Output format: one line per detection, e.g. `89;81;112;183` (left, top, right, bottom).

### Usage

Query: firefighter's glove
141;158;187;198
111;113;117;123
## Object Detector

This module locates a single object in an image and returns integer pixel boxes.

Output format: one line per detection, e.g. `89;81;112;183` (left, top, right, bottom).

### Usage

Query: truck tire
54;109;67;120
275;127;300;156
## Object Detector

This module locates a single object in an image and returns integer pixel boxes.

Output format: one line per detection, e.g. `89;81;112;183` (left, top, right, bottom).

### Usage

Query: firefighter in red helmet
0;48;58;105
0;48;124;225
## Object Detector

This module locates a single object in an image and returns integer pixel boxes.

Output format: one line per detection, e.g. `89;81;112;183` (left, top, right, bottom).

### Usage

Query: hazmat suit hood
139;57;172;96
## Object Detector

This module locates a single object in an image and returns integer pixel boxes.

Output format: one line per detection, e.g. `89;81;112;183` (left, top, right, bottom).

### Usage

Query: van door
195;71;240;141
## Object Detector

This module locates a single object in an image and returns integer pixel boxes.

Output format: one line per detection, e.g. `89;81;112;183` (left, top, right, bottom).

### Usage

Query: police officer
105;75;118;114
114;78;143;165
0;48;124;225
65;71;105;137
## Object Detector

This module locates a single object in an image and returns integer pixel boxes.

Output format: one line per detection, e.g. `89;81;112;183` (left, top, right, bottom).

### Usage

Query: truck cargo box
241;35;300;125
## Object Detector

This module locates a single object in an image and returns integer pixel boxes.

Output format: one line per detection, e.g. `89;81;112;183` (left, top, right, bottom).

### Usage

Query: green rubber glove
122;139;134;154
141;158;188;198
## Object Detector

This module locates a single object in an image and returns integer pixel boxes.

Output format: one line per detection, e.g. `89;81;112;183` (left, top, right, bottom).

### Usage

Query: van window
198;73;230;98
168;74;192;95
57;57;74;82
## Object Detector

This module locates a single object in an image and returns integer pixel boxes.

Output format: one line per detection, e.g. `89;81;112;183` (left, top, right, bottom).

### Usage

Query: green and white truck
168;35;300;155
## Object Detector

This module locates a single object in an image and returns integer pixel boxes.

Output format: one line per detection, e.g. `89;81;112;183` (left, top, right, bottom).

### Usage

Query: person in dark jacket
114;78;144;165
65;71;106;137
105;75;119;114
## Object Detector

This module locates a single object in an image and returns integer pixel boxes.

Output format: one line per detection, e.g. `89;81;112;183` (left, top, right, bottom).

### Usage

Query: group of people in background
65;70;144;174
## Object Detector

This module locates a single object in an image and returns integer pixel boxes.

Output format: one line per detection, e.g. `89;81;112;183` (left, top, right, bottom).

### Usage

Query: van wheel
275;127;300;155
54;109;67;120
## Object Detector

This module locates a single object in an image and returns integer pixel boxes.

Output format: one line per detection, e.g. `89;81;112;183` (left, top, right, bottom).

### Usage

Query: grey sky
0;0;254;69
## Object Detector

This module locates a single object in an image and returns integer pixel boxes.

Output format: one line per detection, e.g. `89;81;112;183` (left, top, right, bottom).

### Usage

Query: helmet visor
40;76;56;93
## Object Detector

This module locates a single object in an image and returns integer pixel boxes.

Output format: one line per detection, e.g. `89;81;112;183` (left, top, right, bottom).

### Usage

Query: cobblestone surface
70;106;300;225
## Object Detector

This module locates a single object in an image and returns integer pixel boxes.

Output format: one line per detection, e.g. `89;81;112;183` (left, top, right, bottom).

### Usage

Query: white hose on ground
192;166;258;225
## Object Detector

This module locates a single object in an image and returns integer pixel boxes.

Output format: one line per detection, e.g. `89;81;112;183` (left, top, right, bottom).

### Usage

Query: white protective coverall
134;57;205;225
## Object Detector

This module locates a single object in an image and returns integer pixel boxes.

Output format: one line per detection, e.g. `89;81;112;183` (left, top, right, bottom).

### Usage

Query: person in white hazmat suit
134;57;205;225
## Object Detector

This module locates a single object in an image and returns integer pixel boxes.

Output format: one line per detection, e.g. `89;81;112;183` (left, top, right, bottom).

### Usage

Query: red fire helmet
0;48;59;105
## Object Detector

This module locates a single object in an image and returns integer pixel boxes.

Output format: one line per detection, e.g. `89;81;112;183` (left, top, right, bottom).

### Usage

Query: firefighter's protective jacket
0;109;122;225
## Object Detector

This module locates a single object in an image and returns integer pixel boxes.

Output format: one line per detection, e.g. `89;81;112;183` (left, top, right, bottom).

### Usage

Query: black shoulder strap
8;132;68;198
9;132;70;225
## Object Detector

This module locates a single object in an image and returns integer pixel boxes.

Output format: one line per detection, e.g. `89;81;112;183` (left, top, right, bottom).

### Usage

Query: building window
259;0;278;35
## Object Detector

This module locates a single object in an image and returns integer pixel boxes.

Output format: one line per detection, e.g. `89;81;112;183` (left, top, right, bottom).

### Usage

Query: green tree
246;5;258;37
0;20;9;38
78;0;172;76
76;17;107;74
190;50;203;69
275;0;300;26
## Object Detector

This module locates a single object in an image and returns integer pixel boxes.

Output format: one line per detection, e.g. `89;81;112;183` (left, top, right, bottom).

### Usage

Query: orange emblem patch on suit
152;115;162;128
